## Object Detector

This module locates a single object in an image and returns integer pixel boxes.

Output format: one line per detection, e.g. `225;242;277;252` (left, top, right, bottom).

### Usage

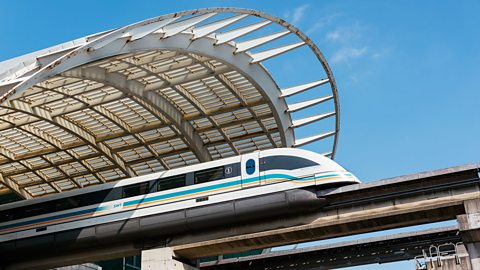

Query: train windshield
260;156;318;171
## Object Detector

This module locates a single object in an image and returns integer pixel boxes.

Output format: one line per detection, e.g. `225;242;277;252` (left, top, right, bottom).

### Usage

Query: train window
0;202;50;221
246;159;256;175
260;156;318;171
0;189;115;223
122;182;149;198
24;205;49;217
80;190;110;206
0;211;14;222
157;175;186;191
56;197;81;211
194;167;224;184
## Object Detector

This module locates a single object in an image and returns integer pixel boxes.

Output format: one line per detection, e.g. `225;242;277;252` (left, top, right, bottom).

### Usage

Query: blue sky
1;1;479;269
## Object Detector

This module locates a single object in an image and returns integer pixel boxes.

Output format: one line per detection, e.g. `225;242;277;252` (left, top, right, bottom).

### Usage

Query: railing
414;242;464;269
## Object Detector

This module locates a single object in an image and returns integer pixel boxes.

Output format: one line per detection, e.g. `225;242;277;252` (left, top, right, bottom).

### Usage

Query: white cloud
331;47;368;63
306;21;325;34
292;4;309;25
306;13;340;35
326;30;341;42
323;23;377;64
371;47;390;60
326;25;362;44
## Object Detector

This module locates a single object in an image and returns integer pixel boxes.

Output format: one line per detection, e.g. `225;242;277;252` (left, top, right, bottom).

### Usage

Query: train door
240;151;260;188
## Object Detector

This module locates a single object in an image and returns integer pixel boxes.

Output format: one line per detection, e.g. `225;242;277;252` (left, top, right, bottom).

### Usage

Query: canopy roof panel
0;8;340;201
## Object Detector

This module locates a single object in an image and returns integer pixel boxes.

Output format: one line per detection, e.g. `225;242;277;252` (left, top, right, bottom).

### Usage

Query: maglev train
0;148;359;255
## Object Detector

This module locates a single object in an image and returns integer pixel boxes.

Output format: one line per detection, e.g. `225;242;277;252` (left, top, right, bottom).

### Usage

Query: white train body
0;148;359;243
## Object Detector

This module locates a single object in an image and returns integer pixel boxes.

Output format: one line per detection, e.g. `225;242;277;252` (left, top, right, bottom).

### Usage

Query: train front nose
313;171;360;185
342;172;361;183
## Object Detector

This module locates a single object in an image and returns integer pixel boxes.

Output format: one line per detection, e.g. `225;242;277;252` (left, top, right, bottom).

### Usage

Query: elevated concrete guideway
3;162;479;269
170;163;480;259
200;225;462;270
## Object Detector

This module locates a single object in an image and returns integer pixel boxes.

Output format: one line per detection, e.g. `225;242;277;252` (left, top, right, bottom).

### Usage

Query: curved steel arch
0;8;340;198
61;66;213;163
1;8;339;152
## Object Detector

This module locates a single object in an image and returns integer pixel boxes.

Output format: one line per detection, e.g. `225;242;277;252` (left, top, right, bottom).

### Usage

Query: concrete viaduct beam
171;164;480;259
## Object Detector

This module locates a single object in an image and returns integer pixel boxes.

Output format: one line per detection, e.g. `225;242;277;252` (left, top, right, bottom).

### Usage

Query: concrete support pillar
52;264;102;270
457;199;480;270
141;247;198;270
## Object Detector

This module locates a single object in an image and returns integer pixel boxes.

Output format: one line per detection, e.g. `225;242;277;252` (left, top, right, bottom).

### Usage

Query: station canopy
0;8;340;202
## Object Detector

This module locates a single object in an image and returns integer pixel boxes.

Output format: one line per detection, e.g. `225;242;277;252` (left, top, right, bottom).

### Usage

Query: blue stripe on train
0;205;110;231
123;178;243;207
0;173;342;233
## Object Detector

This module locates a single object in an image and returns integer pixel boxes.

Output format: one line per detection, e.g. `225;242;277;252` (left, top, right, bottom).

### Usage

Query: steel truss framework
0;8;340;199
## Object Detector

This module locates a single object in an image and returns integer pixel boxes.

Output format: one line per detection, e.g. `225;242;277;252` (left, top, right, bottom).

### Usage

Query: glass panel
260;156;318;171
157;175;186;191
194;167;224;184
246;159;256;175
122;182;149;198
56;197;80;211
24;205;49;216
0;210;14;222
